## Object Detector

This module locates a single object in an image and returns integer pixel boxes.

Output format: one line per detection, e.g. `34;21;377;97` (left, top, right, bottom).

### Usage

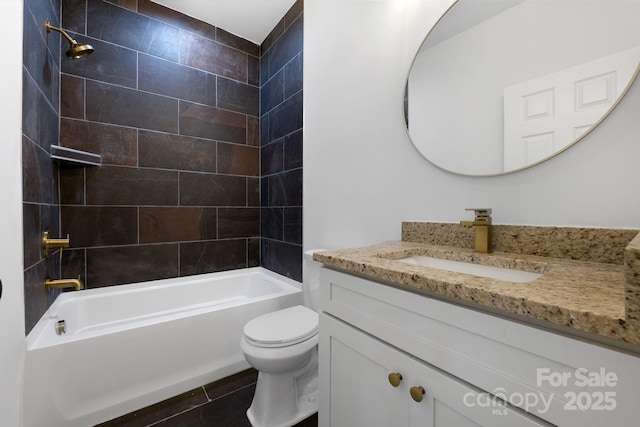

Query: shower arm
45;20;79;46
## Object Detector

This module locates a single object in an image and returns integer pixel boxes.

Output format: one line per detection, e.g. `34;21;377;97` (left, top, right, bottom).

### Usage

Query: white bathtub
23;267;303;427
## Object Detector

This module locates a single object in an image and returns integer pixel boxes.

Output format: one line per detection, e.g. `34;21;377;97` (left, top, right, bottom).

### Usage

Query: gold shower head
45;20;94;59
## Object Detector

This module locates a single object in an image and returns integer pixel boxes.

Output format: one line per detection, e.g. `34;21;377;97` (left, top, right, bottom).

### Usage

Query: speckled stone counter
402;222;637;264
625;232;640;331
314;223;640;346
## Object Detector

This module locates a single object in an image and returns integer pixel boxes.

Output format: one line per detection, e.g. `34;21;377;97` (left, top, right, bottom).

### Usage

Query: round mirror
405;0;640;176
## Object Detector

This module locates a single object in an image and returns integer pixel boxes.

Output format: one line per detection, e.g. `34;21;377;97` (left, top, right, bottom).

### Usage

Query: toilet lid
243;305;318;348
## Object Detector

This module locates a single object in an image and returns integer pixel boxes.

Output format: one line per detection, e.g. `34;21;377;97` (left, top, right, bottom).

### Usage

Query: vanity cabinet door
406;355;552;427
323;314;409;427
320;313;551;427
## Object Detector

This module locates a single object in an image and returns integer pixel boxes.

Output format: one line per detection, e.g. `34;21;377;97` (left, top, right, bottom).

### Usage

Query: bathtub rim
26;267;302;350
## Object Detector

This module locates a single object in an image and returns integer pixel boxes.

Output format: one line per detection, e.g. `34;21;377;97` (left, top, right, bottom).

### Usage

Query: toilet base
246;389;317;427
246;354;318;427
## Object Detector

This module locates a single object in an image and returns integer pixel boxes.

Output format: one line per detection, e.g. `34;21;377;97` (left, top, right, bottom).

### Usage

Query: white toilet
240;250;324;427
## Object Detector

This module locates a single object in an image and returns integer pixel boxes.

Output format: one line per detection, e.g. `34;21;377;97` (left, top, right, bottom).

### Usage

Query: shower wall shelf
50;145;101;167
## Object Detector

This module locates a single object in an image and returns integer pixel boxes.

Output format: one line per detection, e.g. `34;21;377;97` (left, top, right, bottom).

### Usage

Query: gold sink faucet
460;208;492;253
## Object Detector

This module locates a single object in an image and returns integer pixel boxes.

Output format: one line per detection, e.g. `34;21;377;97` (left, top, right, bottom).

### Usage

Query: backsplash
402;222;639;264
23;0;304;333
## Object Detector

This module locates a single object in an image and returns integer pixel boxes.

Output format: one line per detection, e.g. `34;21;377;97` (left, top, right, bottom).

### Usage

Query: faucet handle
465;208;492;217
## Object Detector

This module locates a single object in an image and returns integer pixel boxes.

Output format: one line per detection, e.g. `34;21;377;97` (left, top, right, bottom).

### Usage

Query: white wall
0;1;25;425
303;0;640;253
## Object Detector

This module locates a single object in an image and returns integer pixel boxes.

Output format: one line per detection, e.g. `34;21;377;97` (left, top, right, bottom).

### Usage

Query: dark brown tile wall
56;0;262;291
23;0;64;333
23;0;305;331
261;0;304;281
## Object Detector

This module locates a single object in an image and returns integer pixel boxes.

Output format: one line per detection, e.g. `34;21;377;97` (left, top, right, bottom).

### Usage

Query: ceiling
151;0;297;44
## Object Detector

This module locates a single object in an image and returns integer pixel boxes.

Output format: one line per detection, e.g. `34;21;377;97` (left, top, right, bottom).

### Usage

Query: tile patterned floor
96;369;318;427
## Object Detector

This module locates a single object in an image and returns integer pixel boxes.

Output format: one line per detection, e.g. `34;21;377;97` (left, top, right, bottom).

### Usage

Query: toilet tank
303;249;326;311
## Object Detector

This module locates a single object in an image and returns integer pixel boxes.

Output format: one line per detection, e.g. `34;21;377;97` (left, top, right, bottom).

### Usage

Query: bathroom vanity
316;223;640;427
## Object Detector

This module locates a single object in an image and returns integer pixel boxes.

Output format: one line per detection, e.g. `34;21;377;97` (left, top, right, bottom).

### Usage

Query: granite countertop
314;233;640;346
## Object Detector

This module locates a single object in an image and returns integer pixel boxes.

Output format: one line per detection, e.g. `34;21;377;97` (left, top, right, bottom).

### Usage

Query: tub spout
45;276;83;291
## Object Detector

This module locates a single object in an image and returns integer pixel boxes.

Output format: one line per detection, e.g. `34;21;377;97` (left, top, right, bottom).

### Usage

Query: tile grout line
146;382;258;427
209;381;258;403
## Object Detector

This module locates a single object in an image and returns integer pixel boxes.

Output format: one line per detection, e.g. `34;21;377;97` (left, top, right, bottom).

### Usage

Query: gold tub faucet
460;208;492;253
45;275;83;291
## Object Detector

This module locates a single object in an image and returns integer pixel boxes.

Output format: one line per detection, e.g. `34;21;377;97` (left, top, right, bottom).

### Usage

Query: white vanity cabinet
318;268;640;427
322;313;548;426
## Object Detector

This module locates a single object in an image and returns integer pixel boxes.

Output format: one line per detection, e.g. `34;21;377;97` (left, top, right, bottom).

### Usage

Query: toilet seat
243;305;318;348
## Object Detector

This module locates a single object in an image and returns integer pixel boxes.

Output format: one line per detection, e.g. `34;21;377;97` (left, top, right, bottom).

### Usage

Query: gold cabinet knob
388;372;403;387
410;386;426;402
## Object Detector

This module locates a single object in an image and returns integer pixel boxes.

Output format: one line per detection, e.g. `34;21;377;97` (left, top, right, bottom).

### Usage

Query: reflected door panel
503;46;640;170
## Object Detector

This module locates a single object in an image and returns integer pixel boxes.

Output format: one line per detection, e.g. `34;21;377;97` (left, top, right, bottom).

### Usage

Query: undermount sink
396;255;543;283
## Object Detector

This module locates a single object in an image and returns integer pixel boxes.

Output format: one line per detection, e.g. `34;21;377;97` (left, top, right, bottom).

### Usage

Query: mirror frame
403;0;640;177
